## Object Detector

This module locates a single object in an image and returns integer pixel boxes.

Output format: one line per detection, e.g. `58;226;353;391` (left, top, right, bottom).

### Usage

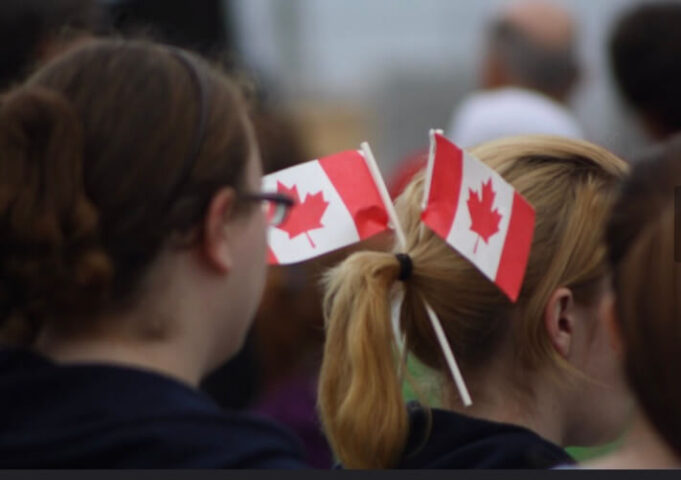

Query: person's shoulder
448;87;584;147
454;87;546;113
488;428;574;468
0;350;307;468
401;403;573;469
114;410;308;468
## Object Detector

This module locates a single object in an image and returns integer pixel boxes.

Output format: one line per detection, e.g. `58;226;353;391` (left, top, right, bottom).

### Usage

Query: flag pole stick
421;129;439;211
392;288;408;383
361;142;407;250
424;301;472;406
361;142;409;372
419;129;444;242
361;140;472;407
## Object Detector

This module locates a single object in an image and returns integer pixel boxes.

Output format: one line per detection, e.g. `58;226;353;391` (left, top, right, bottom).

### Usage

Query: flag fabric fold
264;150;390;265
421;132;535;301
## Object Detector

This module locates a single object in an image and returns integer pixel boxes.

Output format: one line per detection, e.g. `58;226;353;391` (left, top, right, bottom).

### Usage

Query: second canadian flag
421;132;535;302
264;150;390;265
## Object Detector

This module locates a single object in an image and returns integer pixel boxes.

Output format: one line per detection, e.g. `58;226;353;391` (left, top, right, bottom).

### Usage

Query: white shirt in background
448;87;584;148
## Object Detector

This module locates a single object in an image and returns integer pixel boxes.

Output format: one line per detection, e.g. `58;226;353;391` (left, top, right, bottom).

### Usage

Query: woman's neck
442;367;567;447
586;412;681;469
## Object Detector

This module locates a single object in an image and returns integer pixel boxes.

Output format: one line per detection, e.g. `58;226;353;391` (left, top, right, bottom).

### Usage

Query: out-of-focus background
229;0;653;168
96;0;659;171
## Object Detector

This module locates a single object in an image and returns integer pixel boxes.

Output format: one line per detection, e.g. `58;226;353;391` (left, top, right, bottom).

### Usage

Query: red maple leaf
466;178;502;254
275;181;329;248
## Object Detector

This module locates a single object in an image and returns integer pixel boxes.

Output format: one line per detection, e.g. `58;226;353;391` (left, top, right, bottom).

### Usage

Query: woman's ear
544;287;576;359
201;187;237;274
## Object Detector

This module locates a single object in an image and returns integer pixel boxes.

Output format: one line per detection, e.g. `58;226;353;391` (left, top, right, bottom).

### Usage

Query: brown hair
607;135;681;456
318;136;629;468
0;38;253;344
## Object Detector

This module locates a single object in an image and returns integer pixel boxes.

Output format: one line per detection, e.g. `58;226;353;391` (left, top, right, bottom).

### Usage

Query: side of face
200;124;268;368
221;135;269;349
544;281;634;446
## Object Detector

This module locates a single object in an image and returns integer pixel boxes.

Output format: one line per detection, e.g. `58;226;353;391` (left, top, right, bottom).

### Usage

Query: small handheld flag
264;149;391;265
421;131;535;302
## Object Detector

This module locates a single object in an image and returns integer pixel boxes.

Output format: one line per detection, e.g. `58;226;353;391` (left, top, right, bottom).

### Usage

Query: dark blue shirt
398;402;575;469
0;349;307;468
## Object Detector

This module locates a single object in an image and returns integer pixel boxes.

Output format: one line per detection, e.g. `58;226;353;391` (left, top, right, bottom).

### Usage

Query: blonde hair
318;136;629;468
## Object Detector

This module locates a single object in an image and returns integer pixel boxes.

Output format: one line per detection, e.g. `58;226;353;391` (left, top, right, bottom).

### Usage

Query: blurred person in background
447;0;583;147
0;0;105;90
584;136;681;468
609;2;681;142
319;136;632;469
107;0;232;58
0;38;306;468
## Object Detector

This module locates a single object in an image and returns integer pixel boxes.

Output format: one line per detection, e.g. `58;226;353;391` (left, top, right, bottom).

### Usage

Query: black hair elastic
395;253;413;281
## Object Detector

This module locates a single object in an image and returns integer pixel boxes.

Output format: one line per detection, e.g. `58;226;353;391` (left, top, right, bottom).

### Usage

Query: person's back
0;38;305;468
397;402;572;469
0;349;302;468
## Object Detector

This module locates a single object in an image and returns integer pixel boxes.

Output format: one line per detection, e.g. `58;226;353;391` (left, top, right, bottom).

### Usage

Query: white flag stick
361;140;473;407
424;300;472;406
419;129;444;242
421;128;442;210
391;290;406;382
361;142;407;250
390;288;406;353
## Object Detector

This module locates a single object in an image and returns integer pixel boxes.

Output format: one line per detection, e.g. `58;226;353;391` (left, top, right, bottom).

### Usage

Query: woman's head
318;135;630;468
0;39;267;367
607;135;681;457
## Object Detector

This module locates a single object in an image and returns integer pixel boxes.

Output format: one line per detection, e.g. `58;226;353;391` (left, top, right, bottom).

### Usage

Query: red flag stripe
420;134;463;239
494;191;535;301
267;246;279;265
318;151;389;240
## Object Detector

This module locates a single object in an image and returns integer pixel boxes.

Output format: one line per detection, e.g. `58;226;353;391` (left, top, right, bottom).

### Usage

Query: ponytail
318;250;409;469
0;86;112;344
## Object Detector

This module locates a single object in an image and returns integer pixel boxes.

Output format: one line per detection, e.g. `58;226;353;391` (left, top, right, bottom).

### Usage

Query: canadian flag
264;150;391;265
421;132;535;301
